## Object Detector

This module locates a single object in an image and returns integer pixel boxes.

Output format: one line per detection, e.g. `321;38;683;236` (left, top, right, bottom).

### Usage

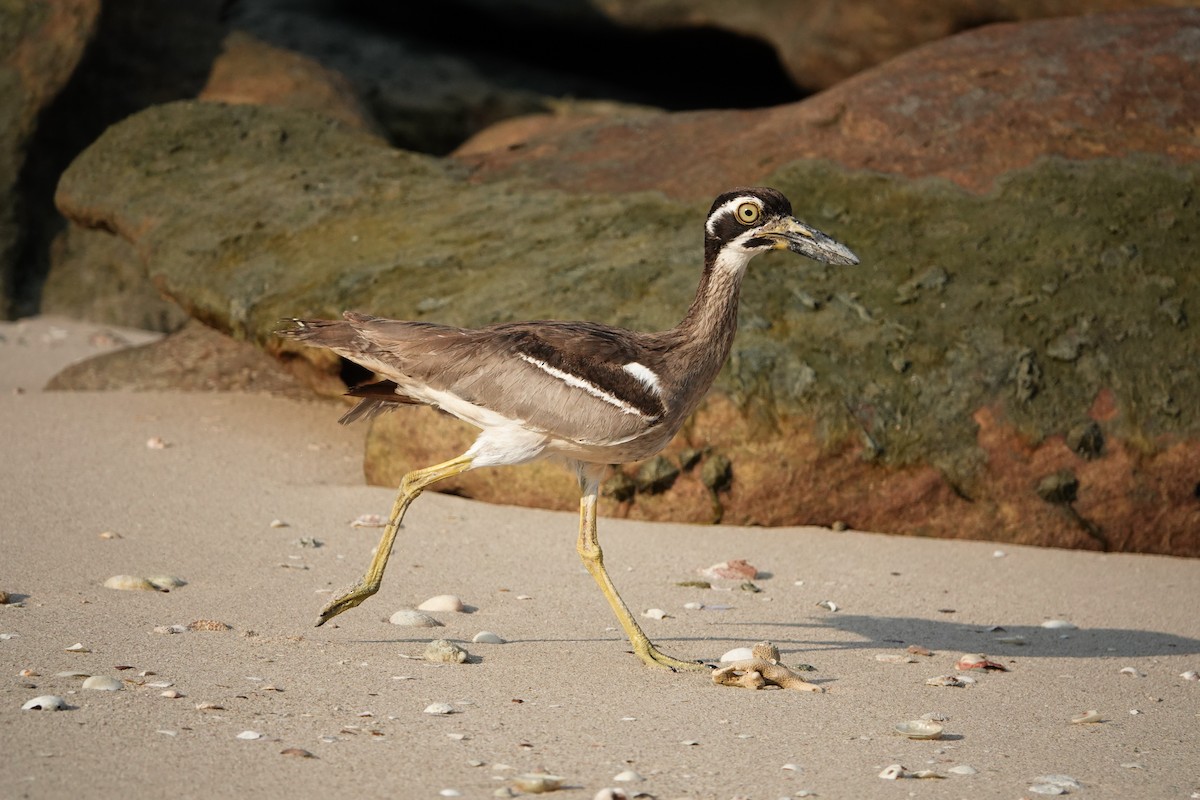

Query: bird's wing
349;315;669;445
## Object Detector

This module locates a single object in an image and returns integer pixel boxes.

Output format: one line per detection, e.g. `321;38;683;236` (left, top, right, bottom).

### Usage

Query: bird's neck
669;244;751;397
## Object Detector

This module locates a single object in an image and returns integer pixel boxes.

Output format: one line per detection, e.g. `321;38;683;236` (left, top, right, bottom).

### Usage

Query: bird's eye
735;202;760;225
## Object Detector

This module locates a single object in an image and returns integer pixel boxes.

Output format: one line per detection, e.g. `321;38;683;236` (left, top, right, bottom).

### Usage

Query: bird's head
704;187;859;271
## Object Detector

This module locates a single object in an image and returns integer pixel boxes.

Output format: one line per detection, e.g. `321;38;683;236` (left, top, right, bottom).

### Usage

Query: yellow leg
575;465;705;670
316;454;473;626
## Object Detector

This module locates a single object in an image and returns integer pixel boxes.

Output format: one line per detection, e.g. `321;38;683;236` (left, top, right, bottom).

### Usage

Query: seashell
1180;670;1199;681
698;559;758;580
876;653;917;663
925;674;968;687
98;530;122;539
894;720;944;739
147;575;186;590
64;643;90;653
82;676;123;691
720;647;755;662
195;702;224;711
389;609;444;628
423;702;455;715
612;770;643;782
104;575;159;591
511;773;565;793
146;436;168;449
269;519;289;528
350;513;384;528
22;695;68;710
1070;710;1102;724
160;690;184;698
19;669;39;678
153;624;187;635
593;790;629;800
187;619;231;631
682;601;704;610
816;599;839;612
472;631;504;644
906;644;932;656
424;639;469;664
641;608;668;620
236;730;263;740
1041;619;1078;630
418;594;466;613
1118;666;1144;677
878;764;906;780
947;765;977;775
955;653;1007;671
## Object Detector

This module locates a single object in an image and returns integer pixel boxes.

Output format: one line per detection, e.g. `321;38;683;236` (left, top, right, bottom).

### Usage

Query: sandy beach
2;316;1197;800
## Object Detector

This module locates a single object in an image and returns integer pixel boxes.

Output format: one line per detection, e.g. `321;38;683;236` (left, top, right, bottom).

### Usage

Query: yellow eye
735;202;760;225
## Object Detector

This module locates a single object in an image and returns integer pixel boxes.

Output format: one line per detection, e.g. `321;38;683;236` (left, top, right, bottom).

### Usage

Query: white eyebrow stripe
622;362;663;397
517;353;650;418
706;196;761;235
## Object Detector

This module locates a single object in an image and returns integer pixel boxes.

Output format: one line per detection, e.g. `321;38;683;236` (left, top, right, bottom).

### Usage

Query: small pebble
236;731;263;740
511;773;564;793
64;643;90;653
146;436;169;449
472;631;505;644
424;639;469;664
389;609;444;628
269;519;289;528
642;608;668;620
1070;710;1102;724
418;594;466;612
160;689;185;699
22;695;68;711
82;676;123;691
682;601;704;610
98;531;122;539
424;702;455;716
188;619;232;632
1181;670;1199;681
281;748;316;758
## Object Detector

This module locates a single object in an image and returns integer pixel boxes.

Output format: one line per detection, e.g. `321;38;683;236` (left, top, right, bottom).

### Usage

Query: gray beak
770;217;859;266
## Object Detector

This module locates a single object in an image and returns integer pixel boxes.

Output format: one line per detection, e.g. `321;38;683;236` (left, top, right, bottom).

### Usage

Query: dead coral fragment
713;642;822;692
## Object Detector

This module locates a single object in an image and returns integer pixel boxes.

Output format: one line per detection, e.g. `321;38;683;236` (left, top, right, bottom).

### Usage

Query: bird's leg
316;453;473;626
575;465;705;671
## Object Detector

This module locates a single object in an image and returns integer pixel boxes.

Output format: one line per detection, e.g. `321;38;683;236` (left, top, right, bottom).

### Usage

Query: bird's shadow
713;614;1200;660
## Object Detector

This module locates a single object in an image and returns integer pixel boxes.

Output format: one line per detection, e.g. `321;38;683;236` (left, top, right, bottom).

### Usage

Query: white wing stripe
622;362;663;396
517;353;649;418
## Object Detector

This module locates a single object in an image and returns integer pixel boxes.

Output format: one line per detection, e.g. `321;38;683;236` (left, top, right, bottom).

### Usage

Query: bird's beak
764;217;859;266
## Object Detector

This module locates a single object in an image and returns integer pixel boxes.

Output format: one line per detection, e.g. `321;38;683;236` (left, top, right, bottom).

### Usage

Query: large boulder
54;9;1200;555
455;8;1200;199
0;0;98;318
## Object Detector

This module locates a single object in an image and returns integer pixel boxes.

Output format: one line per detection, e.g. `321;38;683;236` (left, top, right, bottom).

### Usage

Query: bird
280;187;858;670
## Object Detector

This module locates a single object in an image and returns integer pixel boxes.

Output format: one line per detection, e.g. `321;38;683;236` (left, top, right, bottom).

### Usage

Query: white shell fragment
350;513;384;527
1041;619;1079;630
22;695;68;711
612;770;644;782
1029;775;1082;795
423;702;455;716
642;608;668;620
389;609;444;628
104;575;159;591
82;676;123;691
147;575;186;590
925;674;972;687
1181;670;1199;681
894;720;944;739
1070;710;1102;724
816;600;839;612
511;773;565;793
1119;666;1145;677
878;764;905;780
472;631;505;644
418;594;466;612
720;647;755;663
236;730;263;740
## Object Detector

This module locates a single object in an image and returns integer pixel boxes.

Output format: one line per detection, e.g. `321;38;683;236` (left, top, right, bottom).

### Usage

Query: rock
455;9;1200;199
0;0;100;317
634;455;680;494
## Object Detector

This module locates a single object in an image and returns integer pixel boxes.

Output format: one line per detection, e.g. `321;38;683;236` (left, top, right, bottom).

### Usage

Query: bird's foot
315;580;377;626
634;643;711;672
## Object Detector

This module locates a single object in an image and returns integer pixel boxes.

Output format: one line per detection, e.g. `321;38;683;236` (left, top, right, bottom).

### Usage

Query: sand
2;316;1197;800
